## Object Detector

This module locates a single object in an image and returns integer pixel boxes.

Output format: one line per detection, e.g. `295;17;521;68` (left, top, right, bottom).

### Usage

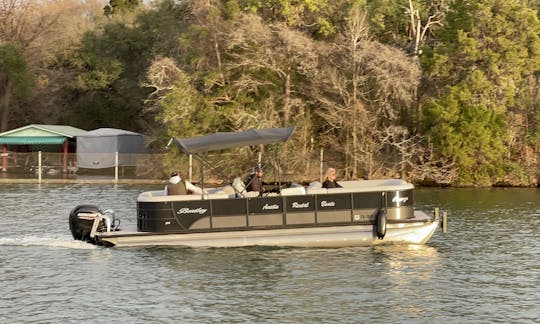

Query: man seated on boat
166;171;203;195
322;167;343;189
244;165;265;196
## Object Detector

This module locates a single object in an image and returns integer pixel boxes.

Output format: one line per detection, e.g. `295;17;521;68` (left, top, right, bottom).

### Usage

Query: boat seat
306;187;328;194
166;194;203;201
221;185;236;195
203;193;231;200
281;186;306;196
306;181;326;194
307;181;322;189
232;177;247;197
244;191;260;197
203;187;223;194
338;179;408;188
333;179;414;193
146;190;167;197
137;191;204;202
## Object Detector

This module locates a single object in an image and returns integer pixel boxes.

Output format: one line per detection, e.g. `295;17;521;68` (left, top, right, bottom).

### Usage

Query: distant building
0;124;86;172
76;128;147;169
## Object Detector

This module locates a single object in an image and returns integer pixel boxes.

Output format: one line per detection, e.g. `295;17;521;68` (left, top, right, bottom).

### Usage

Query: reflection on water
0;184;538;322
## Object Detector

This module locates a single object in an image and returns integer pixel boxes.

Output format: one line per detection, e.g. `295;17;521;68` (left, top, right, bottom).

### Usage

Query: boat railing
322;184;413;194
138;190;236;202
305;179;413;195
338;179;408;187
137;179;414;202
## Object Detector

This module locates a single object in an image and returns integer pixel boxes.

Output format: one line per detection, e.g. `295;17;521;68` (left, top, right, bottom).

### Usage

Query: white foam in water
0;235;97;249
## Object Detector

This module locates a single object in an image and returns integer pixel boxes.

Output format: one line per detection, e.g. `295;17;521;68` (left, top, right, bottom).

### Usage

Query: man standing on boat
166;171;203;195
244;165;265;196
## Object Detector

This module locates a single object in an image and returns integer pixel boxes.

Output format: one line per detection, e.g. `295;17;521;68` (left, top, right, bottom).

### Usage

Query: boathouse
0;124;86;173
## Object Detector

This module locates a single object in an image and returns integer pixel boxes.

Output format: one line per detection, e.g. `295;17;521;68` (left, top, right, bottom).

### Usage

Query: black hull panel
137;190;414;233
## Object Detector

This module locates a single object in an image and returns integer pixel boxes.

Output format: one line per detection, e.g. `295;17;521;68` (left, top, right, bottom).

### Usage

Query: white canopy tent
76;128;146;169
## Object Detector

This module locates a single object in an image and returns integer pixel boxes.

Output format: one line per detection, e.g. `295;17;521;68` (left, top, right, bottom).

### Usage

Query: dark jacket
322;180;342;189
245;174;264;195
167;180;187;195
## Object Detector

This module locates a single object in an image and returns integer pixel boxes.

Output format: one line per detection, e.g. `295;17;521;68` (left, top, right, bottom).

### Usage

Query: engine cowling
69;205;105;244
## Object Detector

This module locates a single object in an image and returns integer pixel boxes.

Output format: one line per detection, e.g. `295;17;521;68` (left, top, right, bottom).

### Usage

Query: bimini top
173;127;296;154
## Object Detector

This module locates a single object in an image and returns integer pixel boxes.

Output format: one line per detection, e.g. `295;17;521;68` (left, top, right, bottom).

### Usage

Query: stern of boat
69;205;118;246
373;209;446;245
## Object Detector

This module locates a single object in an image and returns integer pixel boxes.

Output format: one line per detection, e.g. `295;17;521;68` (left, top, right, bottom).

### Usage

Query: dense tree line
0;0;538;186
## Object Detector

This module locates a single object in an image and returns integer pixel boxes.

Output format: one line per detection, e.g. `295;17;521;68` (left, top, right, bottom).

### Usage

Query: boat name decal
262;204;280;210
321;200;335;207
177;207;208;215
292;202;310;208
392;196;409;204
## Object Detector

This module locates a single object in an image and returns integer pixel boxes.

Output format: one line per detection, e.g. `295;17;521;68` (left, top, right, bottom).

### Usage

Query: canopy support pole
114;152;119;183
320;148;324;182
195;154;228;180
199;157;204;198
189;154;193;182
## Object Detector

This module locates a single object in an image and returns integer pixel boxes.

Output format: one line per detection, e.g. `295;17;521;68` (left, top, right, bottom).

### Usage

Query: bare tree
0;0;101;129
406;0;448;56
314;6;422;179
224;15;318;128
219;14;320;175
143;56;184;107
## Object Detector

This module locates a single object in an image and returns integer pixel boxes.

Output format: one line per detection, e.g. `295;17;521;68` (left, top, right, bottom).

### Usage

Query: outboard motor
69;205;116;244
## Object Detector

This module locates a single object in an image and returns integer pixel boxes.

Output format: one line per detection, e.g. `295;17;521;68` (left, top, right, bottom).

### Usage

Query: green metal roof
0;124;86;137
0;136;68;145
0;124;86;145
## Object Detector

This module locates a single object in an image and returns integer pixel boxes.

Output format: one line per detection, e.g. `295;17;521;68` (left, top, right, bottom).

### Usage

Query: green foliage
423;83;507;185
104;0;141;16
0;44;34;98
0;43;34;131
363;0;408;43
158;71;219;137
235;0;347;37
30;0;539;185
60;20;154;131
362;0;448;52
421;0;540;185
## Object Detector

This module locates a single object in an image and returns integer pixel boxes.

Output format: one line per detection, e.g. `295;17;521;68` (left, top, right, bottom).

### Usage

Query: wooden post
38;151;42;183
442;211;448;234
1;145;7;172
62;140;68;173
114;151;119;183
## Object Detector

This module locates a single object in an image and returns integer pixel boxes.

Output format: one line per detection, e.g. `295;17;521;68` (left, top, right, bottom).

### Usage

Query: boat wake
0;235;97;249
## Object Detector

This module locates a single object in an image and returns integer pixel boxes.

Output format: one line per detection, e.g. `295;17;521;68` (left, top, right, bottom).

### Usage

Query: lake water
0;184;538;323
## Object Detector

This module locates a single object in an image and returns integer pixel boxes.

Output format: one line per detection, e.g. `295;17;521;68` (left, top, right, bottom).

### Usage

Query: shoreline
0;178;537;188
0;178;166;185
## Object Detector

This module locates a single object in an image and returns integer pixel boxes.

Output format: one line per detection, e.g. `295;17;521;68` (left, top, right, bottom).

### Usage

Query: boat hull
95;211;438;248
69;180;443;248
